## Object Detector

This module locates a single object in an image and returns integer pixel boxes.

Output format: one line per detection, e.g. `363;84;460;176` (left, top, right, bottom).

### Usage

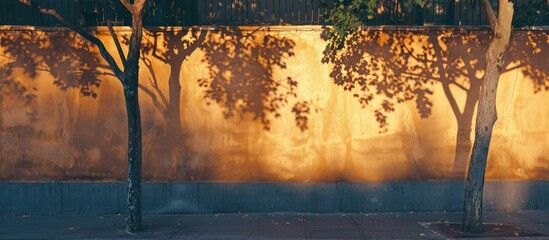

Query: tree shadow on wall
195;26;310;181
0;59;38;180
0;28;127;180
122;27;207;180
322;29;549;180
199;26;310;131
133;26;310;181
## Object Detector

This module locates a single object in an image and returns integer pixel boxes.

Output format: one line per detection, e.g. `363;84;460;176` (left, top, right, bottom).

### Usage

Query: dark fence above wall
373;0;549;27
0;0;548;27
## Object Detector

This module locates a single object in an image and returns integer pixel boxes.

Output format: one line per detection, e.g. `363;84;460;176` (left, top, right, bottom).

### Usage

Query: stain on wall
0;26;548;182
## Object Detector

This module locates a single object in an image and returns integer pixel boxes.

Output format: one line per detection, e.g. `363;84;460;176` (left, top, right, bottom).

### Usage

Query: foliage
513;0;549;28
321;0;549;52
320;0;426;53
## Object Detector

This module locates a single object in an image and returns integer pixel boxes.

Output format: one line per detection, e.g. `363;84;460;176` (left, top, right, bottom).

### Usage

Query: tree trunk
124;83;143;232
463;0;513;233
16;0;148;233
124;11;145;233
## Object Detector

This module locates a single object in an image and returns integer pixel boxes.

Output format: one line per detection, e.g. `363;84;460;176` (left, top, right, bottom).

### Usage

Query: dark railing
0;0;547;27
199;0;325;25
0;0;197;26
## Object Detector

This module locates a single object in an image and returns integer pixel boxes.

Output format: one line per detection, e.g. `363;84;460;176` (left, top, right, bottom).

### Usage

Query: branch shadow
322;28;549;180
0;27;127;180
122;27;207;180
194;26;311;180
133;26;310;181
199;26;309;131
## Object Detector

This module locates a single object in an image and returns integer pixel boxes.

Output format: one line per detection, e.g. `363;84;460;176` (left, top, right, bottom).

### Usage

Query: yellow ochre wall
0;26;548;182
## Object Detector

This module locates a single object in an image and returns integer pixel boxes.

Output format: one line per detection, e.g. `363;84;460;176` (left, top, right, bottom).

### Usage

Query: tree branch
107;20;128;69
481;0;502;38
119;0;135;15
124;0;149;73
18;0;125;82
133;0;148;12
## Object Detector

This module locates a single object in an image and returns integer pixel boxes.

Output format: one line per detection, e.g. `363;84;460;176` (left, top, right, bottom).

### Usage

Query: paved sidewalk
0;211;547;239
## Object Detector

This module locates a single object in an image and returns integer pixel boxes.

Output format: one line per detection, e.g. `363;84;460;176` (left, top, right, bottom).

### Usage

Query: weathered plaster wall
0;26;548;182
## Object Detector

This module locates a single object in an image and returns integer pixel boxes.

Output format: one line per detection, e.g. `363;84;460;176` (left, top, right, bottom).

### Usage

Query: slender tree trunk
124;82;143;232
463;0;513;233
124;11;145;233
16;0;149;232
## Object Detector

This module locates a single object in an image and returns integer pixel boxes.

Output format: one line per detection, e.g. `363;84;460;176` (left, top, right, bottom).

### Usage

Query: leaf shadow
322;28;549;180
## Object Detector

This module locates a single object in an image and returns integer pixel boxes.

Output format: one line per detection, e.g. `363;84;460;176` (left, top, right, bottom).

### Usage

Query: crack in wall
404;101;420;179
504;68;519;136
335;182;343;212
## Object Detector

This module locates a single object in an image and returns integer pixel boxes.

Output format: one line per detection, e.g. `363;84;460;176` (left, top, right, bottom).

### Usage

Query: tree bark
124;10;145;232
463;0;513;233
124;83;142;232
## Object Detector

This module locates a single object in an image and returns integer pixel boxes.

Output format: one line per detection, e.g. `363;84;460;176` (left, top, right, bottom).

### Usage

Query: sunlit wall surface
0;26;548;182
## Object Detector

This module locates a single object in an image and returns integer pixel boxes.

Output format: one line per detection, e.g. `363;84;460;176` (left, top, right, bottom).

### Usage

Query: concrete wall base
1;181;547;215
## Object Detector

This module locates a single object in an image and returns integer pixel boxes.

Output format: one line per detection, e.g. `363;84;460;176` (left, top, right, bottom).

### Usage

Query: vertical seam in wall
59;182;63;215
196;182;200;213
335;182;342;212
164;182;168;214
535;181;540;210
104;183;108;215
167;182;172;214
116;182;120;214
237;183;241;213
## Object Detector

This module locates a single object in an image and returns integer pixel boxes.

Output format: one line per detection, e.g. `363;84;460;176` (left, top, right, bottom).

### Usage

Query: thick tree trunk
124;83;142;232
462;0;513;233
